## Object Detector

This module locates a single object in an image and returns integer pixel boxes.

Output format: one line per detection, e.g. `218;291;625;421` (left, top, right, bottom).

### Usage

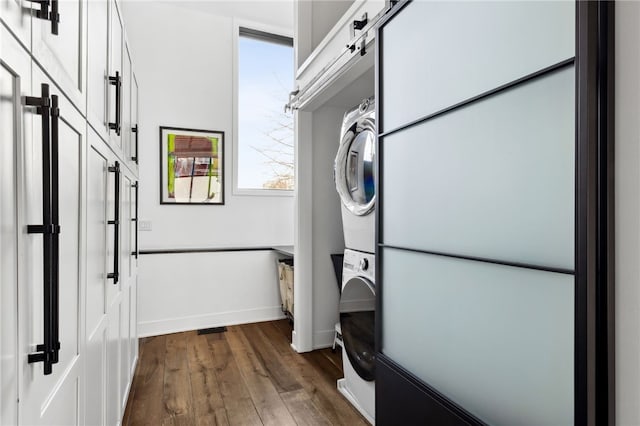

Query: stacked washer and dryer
334;97;376;423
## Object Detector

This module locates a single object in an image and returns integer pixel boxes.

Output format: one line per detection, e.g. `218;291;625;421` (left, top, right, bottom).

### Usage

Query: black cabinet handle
132;182;138;259
107;162;120;284
24;83;61;375
25;0;60;35
50;93;60;364
50;0;59;35
108;72;121;136
131;125;138;164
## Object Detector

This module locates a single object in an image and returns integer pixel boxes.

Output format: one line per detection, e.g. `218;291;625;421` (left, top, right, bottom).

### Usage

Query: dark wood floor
122;320;369;426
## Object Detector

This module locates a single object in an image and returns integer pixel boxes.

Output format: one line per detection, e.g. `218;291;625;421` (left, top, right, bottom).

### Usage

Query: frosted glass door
378;1;582;425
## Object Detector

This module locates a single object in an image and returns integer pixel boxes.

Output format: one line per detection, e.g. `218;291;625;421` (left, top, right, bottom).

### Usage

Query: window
236;27;294;192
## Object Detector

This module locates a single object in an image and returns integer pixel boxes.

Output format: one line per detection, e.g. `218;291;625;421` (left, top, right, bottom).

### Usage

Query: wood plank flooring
123;320;369;426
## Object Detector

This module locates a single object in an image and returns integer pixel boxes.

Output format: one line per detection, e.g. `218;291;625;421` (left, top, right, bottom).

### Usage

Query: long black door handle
131;182;139;259
108;72;121;136
50;94;60;364
131;125;138;164
108;162;120;284
25;83;61;375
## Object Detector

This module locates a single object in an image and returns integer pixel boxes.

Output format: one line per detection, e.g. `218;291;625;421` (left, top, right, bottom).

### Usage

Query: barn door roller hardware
351;13;368;38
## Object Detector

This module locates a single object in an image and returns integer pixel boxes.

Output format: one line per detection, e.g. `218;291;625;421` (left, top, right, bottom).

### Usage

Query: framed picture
160;126;225;205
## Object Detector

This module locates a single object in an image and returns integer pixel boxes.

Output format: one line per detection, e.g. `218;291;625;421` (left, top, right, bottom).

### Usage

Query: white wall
311;105;345;348
121;1;295;335
137;250;285;337
615;3;640;424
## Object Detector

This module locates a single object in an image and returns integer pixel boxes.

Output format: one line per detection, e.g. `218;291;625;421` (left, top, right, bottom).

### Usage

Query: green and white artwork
160;127;225;204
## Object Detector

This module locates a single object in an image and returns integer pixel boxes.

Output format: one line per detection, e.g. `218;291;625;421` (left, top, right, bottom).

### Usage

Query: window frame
232;19;295;196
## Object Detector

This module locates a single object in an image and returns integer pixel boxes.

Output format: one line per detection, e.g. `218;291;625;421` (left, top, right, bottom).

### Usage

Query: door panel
121;175;131;284
120;287;130;409
105;158;119;306
87;132;108;336
108;0;123;150
0;26;31;426
0;0;31;49
381;248;573;425
123;45;132;163
87;0;110;141
382;66;575;270
129;279;137;373
20;65;84;426
106;313;120;426
86;326;106;426
380;0;575;132
132;73;139;167
32;0;86;113
375;2;598;425
87;128;112;426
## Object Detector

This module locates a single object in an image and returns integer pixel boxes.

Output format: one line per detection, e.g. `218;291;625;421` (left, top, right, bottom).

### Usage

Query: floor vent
197;326;227;335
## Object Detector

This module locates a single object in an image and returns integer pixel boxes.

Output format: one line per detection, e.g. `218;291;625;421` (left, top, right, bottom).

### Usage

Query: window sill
233;188;295;197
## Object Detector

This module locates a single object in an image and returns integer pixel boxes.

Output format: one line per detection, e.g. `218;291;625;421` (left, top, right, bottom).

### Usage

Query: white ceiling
134;0;295;32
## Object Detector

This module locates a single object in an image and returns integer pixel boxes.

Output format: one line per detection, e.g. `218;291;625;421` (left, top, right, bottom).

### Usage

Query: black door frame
374;1;614;424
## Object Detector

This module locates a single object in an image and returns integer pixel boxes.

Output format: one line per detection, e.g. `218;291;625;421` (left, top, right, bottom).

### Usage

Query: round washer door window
335;118;376;216
340;276;375;381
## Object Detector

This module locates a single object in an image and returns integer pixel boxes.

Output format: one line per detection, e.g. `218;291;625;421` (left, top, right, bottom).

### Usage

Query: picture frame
159;126;225;205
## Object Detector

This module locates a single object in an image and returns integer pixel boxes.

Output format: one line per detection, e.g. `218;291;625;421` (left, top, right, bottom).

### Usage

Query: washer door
335;118;376;216
340;276;376;381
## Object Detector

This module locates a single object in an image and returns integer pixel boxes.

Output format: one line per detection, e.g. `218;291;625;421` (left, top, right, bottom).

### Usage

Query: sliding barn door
375;1;613;425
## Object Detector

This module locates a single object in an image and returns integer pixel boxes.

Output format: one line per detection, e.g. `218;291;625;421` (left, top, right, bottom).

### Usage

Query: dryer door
340;276;376;381
335;120;376;216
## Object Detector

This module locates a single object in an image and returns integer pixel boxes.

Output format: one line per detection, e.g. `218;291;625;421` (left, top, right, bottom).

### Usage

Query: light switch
139;220;152;231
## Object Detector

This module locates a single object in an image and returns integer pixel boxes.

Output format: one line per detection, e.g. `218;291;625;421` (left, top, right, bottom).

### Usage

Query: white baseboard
137;306;286;337
337;378;375;425
313;328;337;350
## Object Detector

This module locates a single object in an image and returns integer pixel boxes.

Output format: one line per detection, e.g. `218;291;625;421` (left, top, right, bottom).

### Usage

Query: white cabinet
0;5;139;424
86;128;139;426
108;0;123;151
131;73;139;169
87;0;111;141
31;0;87;113
2;40;86;424
86;128;110;426
122;45;132;165
0;23;30;426
0;0;31;49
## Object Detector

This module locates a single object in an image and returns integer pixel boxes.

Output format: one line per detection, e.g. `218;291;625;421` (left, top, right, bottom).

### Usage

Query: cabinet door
123;45;132;165
86;128;110;426
131;73;139;168
0;0;31;49
32;0;86;113
119;279;131;412
129;276;138;376
0;25;31;426
128;178;139;371
119;173;132;411
108;0;123;151
20;64;85;426
104;154;122;426
87;0;110;141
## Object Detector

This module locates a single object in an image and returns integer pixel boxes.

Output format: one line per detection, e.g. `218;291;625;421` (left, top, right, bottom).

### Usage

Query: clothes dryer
335;97;376;254
338;248;376;423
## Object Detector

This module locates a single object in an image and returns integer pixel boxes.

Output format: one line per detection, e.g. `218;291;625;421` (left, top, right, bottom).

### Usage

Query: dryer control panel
343;249;375;282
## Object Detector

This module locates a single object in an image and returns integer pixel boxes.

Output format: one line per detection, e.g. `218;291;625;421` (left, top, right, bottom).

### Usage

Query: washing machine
338;248;376;423
335;97;376;254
